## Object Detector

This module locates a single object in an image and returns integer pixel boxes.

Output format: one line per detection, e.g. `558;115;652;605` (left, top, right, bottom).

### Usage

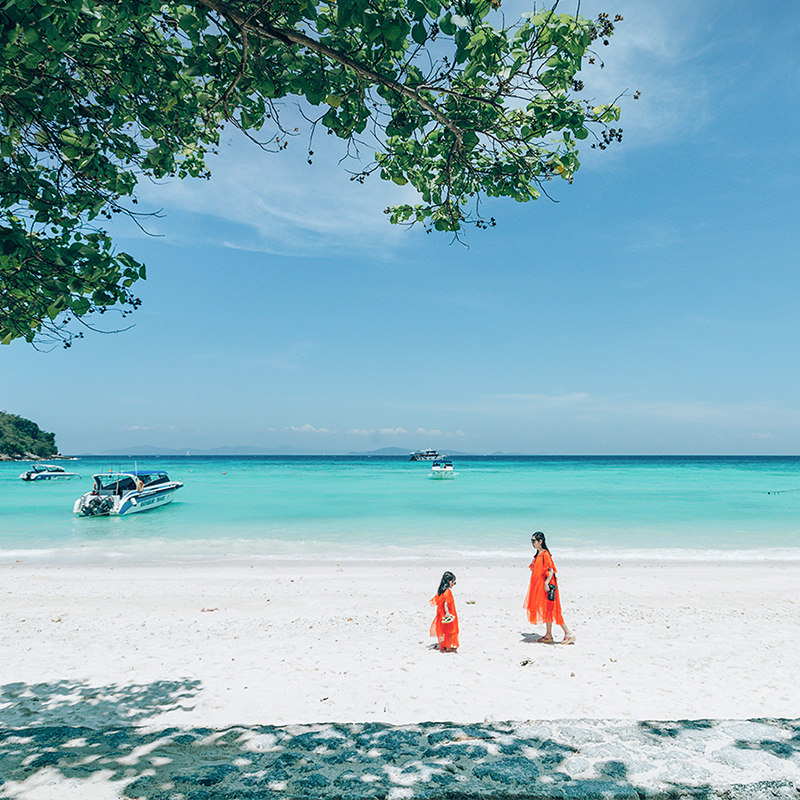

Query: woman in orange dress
430;571;459;652
524;531;575;644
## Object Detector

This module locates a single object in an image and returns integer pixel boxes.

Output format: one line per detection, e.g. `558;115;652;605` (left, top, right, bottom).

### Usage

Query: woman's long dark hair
437;571;456;595
531;531;551;559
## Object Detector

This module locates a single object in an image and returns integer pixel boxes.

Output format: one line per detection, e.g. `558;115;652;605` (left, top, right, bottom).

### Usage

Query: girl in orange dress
430;571;459;652
523;531;575;644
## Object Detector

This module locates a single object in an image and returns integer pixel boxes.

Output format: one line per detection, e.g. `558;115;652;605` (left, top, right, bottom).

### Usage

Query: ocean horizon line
57;451;800;459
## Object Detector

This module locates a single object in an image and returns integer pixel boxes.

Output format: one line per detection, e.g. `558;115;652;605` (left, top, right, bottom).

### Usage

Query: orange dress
524;550;564;625
430;588;459;650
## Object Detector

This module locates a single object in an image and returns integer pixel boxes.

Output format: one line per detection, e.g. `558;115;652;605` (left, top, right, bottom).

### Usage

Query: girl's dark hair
437;571;456;595
531;531;551;558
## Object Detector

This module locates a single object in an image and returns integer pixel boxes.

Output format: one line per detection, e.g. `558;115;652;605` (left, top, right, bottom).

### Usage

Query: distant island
0;412;58;460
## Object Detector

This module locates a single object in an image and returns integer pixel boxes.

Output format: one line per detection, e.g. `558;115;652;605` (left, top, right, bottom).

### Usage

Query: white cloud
564;0;725;153
416;427;443;437
285;423;333;434
132;117;419;258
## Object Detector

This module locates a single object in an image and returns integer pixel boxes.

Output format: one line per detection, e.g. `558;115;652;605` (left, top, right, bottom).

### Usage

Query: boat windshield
141;473;170;487
95;474;138;492
93;472;171;491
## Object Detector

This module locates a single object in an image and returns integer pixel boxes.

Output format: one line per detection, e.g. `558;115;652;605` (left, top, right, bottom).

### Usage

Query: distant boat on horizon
409;449;440;461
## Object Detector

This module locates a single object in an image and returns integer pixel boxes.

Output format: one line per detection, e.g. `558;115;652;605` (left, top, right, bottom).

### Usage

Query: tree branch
194;0;464;146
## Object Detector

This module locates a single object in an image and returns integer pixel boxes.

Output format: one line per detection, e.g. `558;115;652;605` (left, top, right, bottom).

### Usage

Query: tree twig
194;0;465;146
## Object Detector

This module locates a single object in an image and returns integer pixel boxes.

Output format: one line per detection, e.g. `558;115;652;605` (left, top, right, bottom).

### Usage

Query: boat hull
430;468;455;479
74;484;182;516
118;486;181;515
22;472;79;481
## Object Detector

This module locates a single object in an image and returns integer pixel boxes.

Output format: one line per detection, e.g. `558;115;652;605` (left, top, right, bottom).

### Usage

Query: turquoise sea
2;455;800;565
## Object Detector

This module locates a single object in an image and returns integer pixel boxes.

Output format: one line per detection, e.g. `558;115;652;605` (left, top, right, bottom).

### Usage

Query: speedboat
73;470;183;516
430;459;455;479
20;463;80;481
410;449;440;461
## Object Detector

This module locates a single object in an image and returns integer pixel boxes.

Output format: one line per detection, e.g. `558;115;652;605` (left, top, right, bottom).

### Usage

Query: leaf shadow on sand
0;678;200;730
1;682;799;799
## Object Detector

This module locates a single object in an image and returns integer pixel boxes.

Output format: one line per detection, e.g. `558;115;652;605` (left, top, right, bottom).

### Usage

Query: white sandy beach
2;557;799;730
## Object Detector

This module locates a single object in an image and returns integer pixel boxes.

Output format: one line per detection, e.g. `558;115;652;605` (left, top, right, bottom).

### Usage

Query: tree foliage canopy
0;410;57;458
0;0;625;346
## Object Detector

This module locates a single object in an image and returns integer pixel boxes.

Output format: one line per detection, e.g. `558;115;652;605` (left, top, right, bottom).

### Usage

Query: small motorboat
430;459;455;479
20;463;80;481
73;470;183;516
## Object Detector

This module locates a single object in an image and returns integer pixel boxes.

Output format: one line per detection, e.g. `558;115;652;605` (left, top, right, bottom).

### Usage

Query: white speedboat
430;459;455;479
20;463;80;481
73;470;183;516
410;449;440;461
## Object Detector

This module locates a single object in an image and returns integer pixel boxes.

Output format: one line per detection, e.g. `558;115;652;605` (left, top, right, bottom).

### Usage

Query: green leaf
71;297;91;316
59;129;81;147
439;12;455;36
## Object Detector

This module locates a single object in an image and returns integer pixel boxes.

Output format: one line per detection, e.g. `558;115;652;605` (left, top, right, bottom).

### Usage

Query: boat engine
81;495;114;516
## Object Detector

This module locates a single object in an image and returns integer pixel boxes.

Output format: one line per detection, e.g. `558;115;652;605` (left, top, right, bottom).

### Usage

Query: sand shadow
2;688;797;798
0;678;202;794
0;678;200;730
520;631;553;643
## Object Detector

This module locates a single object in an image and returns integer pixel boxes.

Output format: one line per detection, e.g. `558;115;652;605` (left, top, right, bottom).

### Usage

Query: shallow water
2;455;800;564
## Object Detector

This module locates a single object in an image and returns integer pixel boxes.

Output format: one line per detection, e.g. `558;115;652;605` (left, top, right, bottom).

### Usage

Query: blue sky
3;0;800;455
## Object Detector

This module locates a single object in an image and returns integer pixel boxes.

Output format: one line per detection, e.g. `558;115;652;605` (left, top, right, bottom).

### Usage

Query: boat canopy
93;471;171;491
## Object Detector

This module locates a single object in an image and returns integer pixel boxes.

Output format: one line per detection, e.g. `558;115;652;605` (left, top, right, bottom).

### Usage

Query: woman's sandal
538;635;554;644
561;635;576;645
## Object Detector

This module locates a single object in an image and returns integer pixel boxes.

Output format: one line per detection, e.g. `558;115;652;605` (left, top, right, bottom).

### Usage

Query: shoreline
3;558;799;730
4;543;800;569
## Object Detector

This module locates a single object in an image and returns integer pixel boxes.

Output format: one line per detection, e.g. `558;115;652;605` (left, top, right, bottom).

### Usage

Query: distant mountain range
87;445;520;456
96;445;316;456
